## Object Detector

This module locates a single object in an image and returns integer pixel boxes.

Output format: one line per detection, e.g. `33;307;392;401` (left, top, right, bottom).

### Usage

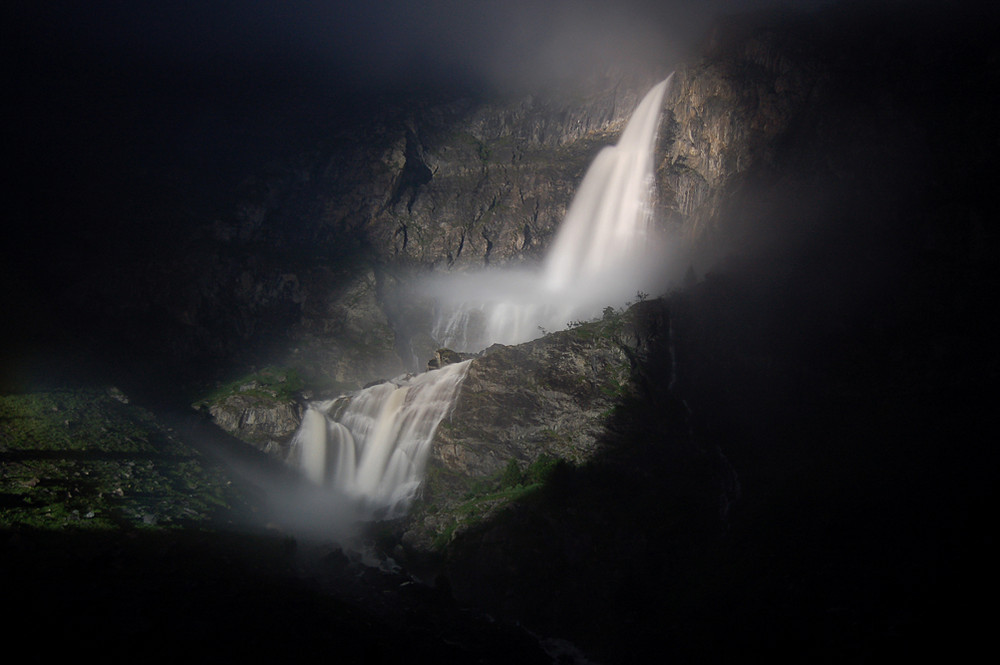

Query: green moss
477;141;491;162
432;521;458;550
562;305;629;342
600;376;628;399
526;454;560;485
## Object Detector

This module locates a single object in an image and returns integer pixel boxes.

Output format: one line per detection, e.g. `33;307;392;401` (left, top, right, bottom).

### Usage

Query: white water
289;360;471;518
288;77;671;520
427;74;672;353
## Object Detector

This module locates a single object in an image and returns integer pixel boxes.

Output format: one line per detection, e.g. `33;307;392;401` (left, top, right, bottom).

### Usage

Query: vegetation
0;387;249;531
562;304;633;348
193;365;305;409
427;454;568;550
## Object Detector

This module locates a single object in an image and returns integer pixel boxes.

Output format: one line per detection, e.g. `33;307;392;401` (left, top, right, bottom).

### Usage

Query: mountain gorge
4;2;999;663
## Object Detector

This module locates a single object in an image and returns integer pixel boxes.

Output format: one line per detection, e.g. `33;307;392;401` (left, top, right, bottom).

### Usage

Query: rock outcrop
205;394;301;458
195;367;306;458
395;298;673;554
284;268;404;390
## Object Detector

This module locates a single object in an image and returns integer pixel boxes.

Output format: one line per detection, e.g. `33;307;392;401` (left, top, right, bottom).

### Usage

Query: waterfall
427;74;673;353
290;360;471;518
542;75;671;291
287;77;671;520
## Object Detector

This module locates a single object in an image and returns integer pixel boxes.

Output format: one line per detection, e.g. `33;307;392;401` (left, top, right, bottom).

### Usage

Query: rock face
395;299;672;553
656;18;824;245
437;326;630;472
284;268;404;390
359;78;656;272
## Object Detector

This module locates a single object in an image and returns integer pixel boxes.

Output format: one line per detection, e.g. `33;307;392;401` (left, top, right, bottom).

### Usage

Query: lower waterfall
290;359;471;519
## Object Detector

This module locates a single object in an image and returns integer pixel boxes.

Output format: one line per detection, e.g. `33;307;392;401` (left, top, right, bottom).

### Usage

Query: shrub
499;459;524;489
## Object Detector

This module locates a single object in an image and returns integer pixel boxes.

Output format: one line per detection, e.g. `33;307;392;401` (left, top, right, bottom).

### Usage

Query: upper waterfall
425;75;673;353
542;75;671;291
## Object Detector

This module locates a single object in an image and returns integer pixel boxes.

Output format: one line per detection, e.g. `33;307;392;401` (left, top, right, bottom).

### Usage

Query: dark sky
7;1;837;98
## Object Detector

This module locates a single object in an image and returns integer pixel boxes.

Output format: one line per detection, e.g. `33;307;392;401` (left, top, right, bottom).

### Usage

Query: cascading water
428;74;673;353
288;76;671;521
290;360;471;519
543;75;671;292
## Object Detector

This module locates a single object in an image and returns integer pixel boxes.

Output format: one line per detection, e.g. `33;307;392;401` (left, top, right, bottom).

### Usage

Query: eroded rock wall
655;16;826;249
